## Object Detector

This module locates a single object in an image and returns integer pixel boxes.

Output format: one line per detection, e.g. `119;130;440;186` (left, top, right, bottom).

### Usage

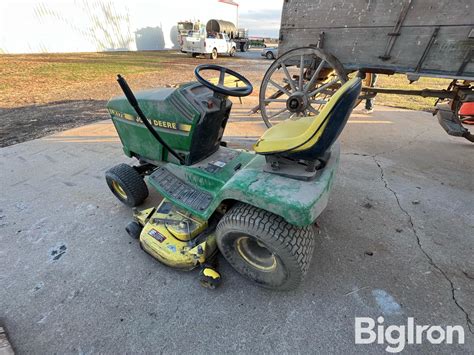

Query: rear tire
105;163;149;207
216;203;315;290
210;48;218;60
229;47;236;57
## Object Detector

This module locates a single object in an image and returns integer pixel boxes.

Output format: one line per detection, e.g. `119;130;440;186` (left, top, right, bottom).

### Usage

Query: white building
0;0;281;54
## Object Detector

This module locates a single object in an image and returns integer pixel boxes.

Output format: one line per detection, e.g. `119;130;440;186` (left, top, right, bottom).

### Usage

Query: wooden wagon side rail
272;0;474;142
279;0;474;80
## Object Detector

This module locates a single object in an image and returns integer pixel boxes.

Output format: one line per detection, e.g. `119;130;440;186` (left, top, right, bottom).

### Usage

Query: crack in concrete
342;152;371;157
372;155;473;333
342;131;426;158
376;131;427;157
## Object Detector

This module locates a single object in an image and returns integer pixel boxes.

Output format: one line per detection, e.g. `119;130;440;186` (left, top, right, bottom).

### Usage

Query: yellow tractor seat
254;77;362;161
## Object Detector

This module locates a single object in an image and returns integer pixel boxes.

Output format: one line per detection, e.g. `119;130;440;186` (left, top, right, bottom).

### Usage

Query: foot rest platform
150;167;213;211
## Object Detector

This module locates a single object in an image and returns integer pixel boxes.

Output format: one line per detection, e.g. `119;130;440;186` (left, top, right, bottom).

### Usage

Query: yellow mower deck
134;199;217;271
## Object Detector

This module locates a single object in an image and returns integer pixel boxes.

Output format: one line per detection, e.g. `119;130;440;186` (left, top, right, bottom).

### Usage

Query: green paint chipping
148;144;340;227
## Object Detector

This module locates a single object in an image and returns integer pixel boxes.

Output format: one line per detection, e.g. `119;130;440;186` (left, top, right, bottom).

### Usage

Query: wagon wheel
259;47;348;128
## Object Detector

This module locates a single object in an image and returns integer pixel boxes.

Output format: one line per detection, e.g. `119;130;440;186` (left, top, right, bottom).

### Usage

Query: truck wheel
229;47;236;57
105;163;149;207
266;51;274;60
216;203;315;290
191;53;198;58
210;48;218;60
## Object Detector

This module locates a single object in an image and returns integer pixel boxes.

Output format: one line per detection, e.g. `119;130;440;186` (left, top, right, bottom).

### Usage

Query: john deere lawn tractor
105;63;362;290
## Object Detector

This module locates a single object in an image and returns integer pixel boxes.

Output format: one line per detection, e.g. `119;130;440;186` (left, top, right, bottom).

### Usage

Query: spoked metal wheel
259;47;348;127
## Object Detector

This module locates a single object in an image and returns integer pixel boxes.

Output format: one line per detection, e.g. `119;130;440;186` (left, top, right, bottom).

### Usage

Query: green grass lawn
0;51;173;106
374;74;451;112
1;51;165;86
0;50;453;111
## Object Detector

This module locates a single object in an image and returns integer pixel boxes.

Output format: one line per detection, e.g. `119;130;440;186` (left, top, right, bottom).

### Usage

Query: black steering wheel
194;64;253;97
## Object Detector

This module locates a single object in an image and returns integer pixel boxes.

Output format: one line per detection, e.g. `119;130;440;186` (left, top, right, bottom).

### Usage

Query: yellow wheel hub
236;236;277;271
112;181;127;199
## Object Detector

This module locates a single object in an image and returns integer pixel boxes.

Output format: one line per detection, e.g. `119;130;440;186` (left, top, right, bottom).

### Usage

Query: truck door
217;33;226;53
223;34;231;52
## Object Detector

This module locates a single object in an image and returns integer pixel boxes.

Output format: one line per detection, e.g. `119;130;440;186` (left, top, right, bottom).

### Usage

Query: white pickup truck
182;32;236;59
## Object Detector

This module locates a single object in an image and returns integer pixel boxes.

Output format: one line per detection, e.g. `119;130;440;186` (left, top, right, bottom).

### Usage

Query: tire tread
105;163;148;207
216;203;315;290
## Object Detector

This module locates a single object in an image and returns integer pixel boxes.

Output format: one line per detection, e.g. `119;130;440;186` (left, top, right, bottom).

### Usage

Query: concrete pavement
1;103;473;353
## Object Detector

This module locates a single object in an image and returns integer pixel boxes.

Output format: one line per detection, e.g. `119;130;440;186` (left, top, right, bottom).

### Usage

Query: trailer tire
105;164;149;207
216;203;316;290
210;48;218;60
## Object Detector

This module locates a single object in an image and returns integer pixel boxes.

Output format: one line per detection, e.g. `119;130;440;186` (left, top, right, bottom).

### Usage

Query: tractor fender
147;145;340;228
218;143;341;227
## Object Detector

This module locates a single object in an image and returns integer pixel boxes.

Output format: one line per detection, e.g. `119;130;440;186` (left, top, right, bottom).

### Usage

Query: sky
232;0;284;38
0;0;284;53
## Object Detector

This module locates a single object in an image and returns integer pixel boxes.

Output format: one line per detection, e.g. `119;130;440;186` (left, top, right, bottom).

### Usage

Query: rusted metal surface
379;0;413;61
361;87;456;99
279;0;474;80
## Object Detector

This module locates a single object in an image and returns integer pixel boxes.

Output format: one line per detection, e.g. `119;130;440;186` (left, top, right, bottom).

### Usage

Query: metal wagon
258;0;474;141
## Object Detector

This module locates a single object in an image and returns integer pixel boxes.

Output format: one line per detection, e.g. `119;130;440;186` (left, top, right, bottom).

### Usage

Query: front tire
266;51;274;60
126;221;142;240
216;203;315;290
105;163;149;207
210;48;218;60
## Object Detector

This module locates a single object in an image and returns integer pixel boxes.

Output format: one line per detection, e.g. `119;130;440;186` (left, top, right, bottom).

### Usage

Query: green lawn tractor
105;64;362;290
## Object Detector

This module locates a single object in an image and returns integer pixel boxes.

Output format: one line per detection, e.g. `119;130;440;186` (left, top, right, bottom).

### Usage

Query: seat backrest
287;77;362;159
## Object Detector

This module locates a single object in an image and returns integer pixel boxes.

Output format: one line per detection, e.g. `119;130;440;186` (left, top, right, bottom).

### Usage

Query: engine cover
107;82;232;166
